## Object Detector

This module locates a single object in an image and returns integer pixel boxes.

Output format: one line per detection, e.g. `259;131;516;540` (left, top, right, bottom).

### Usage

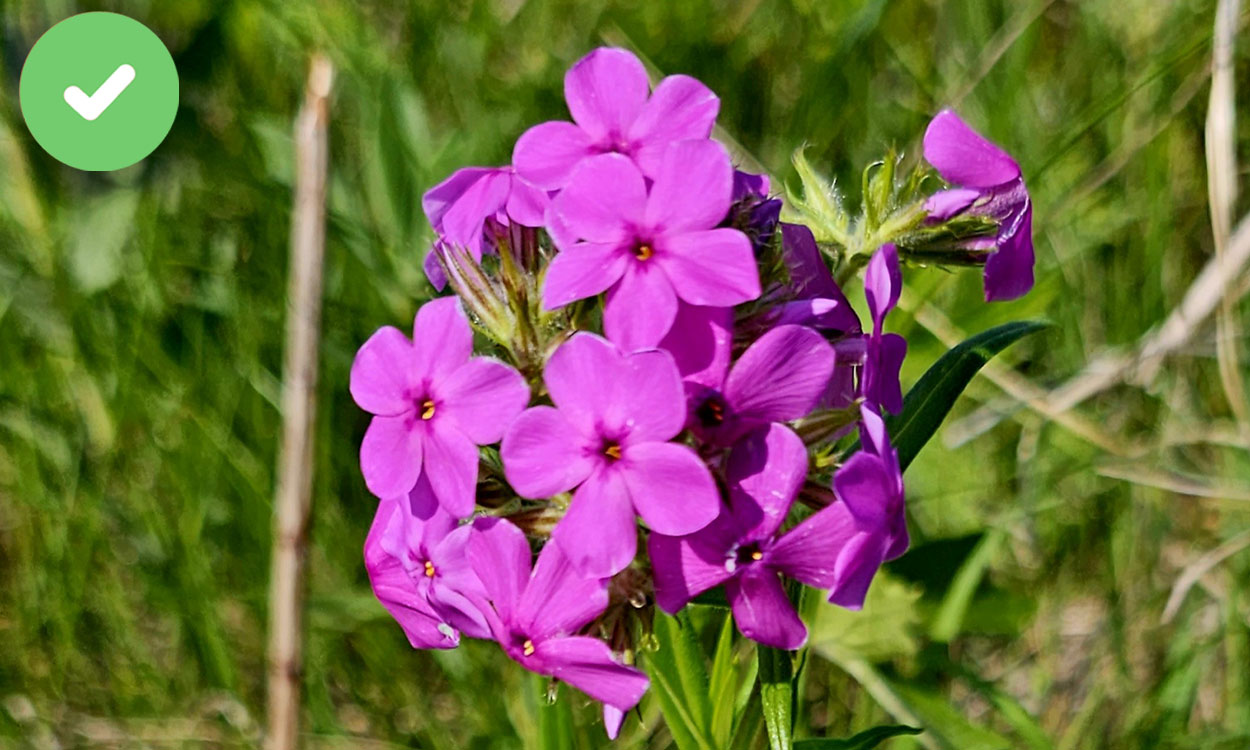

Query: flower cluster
352;47;1033;738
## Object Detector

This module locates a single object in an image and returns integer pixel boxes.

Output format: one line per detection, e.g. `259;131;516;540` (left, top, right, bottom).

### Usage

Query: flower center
602;440;623;461
420;399;436;420
633;242;654;261
423;560;436;578
522;639;535;657
736;543;764;567
695;395;728;427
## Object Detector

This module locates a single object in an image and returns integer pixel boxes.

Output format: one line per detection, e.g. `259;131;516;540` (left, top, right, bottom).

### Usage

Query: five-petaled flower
351;297;530;515
501;333;720;577
364;481;490;649
513;47;720;189
467;517;649;738
661;315;835;448
923;109;1034;302
650;424;863;649
543;140;761;351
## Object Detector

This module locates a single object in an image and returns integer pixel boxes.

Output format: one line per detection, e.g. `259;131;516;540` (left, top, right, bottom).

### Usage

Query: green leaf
759;646;794;750
793;724;923;749
885;319;1049;471
535;677;575;750
708;613;739;746
645;611;715;750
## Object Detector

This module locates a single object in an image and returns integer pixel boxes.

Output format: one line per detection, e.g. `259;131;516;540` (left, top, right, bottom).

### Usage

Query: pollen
423;560;436;578
750;550;763;561
522;639;535;657
633;243;654;261
420;399;436;420
603;442;622;461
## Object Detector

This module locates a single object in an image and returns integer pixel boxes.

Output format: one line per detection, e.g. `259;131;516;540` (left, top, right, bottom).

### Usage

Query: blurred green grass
1;0;1248;747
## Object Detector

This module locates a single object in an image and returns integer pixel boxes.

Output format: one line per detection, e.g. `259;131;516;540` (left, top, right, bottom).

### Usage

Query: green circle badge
20;12;179;171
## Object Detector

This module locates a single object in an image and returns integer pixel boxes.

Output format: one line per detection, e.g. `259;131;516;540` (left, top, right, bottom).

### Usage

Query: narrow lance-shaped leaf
758;645;794;750
792;724;923;749
645;612;716;750
847;320;1049;471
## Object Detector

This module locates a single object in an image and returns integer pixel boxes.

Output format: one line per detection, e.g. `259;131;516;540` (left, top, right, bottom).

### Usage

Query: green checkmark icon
20;12;179;172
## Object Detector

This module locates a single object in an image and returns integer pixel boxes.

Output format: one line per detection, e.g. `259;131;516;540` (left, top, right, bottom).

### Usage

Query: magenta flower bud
923;109;1034;302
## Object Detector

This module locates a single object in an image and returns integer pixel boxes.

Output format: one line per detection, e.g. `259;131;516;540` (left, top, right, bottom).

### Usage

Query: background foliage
1;0;1249;747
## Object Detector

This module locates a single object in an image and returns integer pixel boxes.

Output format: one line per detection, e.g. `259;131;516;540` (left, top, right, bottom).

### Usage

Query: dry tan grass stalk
265;54;333;750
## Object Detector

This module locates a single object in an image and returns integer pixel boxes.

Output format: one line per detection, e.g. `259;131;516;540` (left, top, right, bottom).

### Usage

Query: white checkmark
63;64;136;121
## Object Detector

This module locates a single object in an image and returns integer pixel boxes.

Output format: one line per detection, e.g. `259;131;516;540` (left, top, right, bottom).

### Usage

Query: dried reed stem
1205;0;1249;440
264;54;333;750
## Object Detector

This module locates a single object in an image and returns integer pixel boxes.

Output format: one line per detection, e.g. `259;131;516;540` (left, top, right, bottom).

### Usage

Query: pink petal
833;452;895;531
512;120;598;190
411;297;473;385
628;74;719;155
614;348;687;443
501;406;595;499
725;424;807;541
515;542;609;641
864;244;902;331
428;524;493;639
621;442;719;535
604;705;626;740
659;303;733;392
422;167;493;230
564;47;649;143
361;415;422;498
725;325;834;425
532;635;650;709
766;501;861;590
923;109;1021;188
545;203;580;252
643;140;734;234
603;262;679;351
647;516;739;613
826;529;890;611
350;326;417;416
865;332;906;415
657;228;760;307
467;517;532;623
441;169;510;254
983;203;1034;302
542;241;630;311
422;423;480;518
439;357;530;445
543;333;627;435
780;224;852;310
553;153;645;243
726;569;807;650
551;470;638;577
924;187;980;221
505;173;550;226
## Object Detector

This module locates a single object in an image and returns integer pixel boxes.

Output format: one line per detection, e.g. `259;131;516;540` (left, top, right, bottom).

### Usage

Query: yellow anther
522;639;536;657
633;243;654;261
423;560;436;578
605;443;622;460
750;550;764;561
420;399;436;420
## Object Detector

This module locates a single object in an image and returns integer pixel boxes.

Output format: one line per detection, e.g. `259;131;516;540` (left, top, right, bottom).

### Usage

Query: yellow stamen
420;399;436;420
750;550;763;561
423;560;436;578
604;443;622;460
633;243;654;261
522;639;535;657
